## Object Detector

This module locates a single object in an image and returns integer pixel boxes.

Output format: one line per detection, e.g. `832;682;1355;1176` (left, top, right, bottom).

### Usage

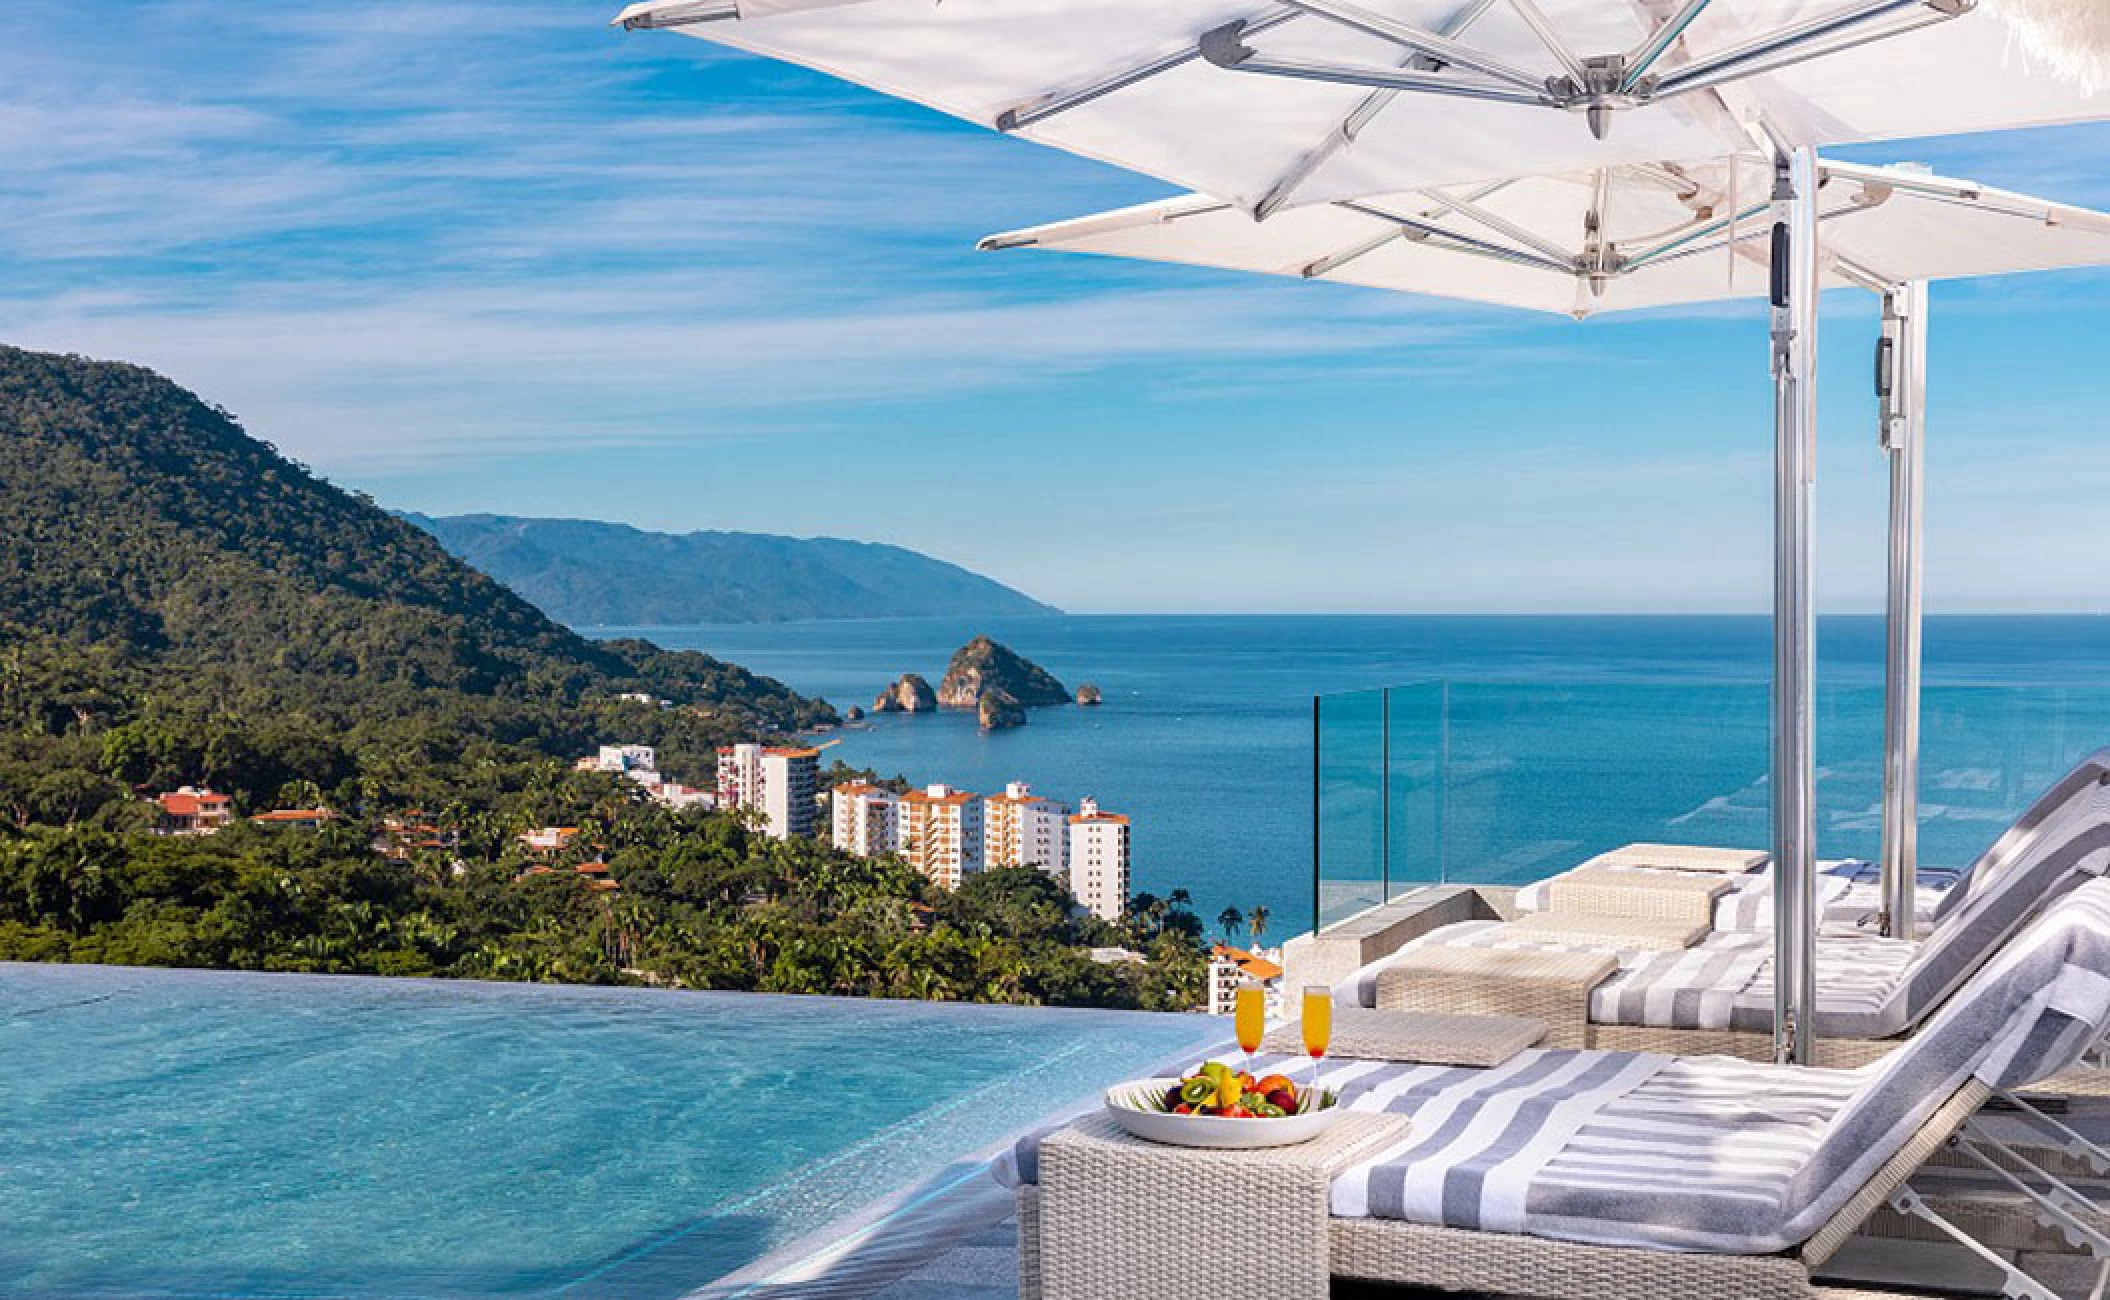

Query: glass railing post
1438;680;1451;886
1310;694;1321;935
1381;686;1391;904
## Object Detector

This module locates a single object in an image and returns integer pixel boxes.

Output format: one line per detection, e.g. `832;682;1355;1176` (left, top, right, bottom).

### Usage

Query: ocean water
0;964;1217;1300
607;615;2110;934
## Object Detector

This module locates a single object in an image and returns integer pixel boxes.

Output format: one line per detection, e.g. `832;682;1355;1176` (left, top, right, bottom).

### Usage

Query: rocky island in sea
939;635;1070;730
939;635;1070;709
873;672;938;713
867;636;1073;730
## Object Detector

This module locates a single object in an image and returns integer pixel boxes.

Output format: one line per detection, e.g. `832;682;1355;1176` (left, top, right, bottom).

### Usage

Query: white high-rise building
715;743;820;840
831;782;901;858
983;782;1068;875
900;784;985;889
1068;798;1131;923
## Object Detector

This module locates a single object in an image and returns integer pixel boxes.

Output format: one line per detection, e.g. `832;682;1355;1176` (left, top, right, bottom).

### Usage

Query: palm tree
1248;905;1270;944
1216;906;1245;943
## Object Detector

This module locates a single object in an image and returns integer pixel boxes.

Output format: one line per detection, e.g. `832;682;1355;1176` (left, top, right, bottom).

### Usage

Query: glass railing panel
1316;677;2110;933
1384;681;1446;904
1433;681;1772;889
1913;685;2110;872
1313;687;1386;930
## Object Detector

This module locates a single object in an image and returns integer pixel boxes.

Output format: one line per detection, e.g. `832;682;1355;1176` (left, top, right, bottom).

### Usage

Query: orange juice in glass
1302;985;1333;1093
1234;981;1266;1070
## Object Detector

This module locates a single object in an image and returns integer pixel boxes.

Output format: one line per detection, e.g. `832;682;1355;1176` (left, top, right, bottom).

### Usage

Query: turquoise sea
605;615;2110;934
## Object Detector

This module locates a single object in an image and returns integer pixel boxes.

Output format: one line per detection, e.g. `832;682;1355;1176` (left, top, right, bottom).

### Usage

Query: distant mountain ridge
406;513;1060;626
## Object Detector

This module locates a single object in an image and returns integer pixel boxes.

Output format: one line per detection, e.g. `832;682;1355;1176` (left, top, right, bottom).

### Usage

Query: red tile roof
1211;944;1283;982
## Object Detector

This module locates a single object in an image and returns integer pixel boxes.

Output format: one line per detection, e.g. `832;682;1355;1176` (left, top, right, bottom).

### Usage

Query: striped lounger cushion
1328;881;2110;1255
1340;921;1916;1035
1514;860;1943;934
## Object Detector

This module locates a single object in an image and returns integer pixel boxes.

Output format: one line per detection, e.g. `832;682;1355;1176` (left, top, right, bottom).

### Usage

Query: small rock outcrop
938;636;1069;710
873;673;937;714
845;704;865;722
1075;682;1102;707
977;689;1027;731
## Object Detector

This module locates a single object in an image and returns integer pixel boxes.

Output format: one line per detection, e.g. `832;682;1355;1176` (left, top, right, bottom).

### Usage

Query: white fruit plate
1104;1076;1342;1149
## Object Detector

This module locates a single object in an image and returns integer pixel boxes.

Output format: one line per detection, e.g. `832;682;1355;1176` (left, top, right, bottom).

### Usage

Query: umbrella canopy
616;0;2110;213
977;157;2110;316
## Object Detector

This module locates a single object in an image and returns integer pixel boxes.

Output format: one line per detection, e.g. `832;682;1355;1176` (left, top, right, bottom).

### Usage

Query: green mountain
0;345;832;815
406;513;1060;626
0;346;1212;1011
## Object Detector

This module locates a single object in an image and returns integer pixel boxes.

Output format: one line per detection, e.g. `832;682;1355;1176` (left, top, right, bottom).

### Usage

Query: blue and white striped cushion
1330;881;2110;1256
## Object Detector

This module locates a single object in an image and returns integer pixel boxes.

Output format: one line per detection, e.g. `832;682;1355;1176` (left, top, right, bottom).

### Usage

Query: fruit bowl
1104;1066;1342;1149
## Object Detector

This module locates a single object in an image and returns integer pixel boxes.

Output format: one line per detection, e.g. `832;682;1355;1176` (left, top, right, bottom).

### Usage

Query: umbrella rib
1338;200;1577;274
1277;0;1551;93
615;0;738;30
1504;0;1589;84
1214;52;1555;106
1418;188;1579;265
995;6;1302;133
977;198;1237;252
1830;256;1896;293
1299;227;1409;279
1633;200;1884;271
1622;0;1718;90
1299;179;1517;276
1252;0;1501;222
1620;200;1772;269
1650;0;1952;99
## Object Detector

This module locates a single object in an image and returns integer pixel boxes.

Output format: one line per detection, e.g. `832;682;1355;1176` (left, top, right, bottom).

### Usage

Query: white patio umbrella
980;154;2110;1059
978;156;2110;317
615;1;2110;1063
615;0;2110;215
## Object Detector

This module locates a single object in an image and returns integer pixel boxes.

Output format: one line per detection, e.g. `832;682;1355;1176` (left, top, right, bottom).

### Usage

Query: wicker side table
1547;868;1731;928
1374;946;1617;1049
1035;1110;1410;1300
1261;1007;1545;1067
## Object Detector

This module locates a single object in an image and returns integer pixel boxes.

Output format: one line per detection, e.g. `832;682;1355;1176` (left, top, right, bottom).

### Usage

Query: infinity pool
1;964;1218;1300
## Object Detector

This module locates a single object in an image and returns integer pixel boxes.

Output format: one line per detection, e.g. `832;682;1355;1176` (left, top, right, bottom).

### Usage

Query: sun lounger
1517;855;1951;935
1339;750;2110;1066
1514;757;2109;940
1009;880;2110;1300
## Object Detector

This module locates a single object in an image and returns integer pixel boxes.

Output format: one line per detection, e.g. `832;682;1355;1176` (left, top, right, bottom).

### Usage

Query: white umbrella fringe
1986;0;2110;94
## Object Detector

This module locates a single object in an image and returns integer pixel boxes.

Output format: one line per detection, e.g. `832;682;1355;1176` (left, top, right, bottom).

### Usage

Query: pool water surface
1;964;1218;1300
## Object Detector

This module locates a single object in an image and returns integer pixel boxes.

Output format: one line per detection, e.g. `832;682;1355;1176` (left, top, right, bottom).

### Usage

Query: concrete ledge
1281;885;1518;995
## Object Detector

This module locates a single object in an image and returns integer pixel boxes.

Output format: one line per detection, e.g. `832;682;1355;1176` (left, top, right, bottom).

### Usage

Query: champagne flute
1233;980;1266;1076
1302;985;1333;1100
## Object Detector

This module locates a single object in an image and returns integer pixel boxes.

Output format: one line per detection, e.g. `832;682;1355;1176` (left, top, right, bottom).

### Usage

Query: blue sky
5;2;2110;614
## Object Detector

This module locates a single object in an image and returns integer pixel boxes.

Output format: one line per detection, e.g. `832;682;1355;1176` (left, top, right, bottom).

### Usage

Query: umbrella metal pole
1878;281;1928;938
1771;145;1821;1066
